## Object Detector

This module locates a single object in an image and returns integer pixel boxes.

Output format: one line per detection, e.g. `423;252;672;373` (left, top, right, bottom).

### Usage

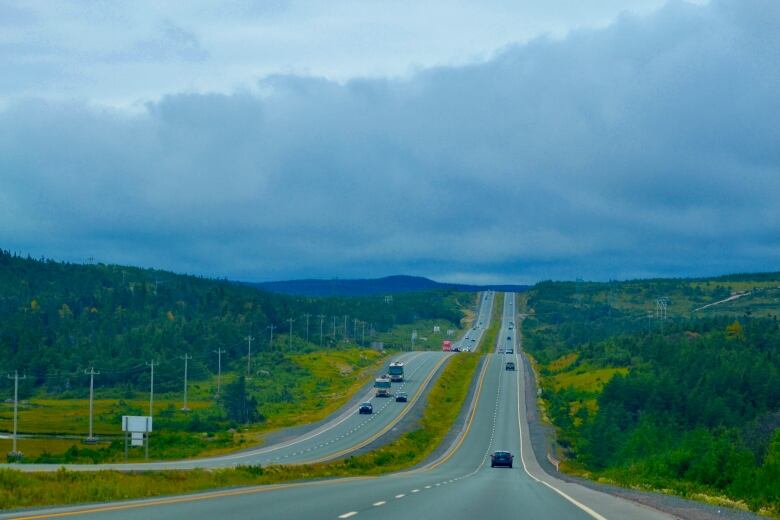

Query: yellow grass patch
0;399;213;436
550;367;628;393
547;353;578;372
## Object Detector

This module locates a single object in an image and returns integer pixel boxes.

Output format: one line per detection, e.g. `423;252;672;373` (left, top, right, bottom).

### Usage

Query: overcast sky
1;0;778;284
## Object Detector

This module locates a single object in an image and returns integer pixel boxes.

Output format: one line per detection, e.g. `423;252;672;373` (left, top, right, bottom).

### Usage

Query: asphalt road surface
4;293;673;520
1;294;495;473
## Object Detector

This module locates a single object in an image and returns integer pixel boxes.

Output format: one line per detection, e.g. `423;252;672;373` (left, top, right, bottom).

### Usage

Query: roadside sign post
122;415;153;461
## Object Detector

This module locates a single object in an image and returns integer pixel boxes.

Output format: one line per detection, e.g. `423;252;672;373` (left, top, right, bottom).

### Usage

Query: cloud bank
1;0;778;283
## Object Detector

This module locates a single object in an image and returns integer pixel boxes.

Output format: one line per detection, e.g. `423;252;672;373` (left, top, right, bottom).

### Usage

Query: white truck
388;362;404;382
374;376;392;397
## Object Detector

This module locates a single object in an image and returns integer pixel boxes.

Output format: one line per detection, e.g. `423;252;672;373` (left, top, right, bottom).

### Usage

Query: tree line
0;250;462;396
525;280;780;513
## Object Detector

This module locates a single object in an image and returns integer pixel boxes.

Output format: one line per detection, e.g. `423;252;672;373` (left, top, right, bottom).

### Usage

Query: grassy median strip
477;293;503;354
0;352;483;511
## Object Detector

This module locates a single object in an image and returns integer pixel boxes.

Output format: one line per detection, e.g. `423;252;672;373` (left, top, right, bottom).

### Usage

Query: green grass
257;349;384;431
0;347;484;511
373;293;476;351
1;348;386;463
0;398;213;436
375;319;463;351
477;294;503;353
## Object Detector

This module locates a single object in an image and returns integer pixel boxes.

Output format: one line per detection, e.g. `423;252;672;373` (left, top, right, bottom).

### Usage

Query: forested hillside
523;275;780;514
0;250;462;395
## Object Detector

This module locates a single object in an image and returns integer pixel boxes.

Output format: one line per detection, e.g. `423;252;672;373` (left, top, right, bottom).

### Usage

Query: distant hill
250;275;529;297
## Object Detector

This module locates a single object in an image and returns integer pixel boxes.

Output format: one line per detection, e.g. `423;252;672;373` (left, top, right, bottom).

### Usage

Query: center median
0;296;502;513
0;354;482;514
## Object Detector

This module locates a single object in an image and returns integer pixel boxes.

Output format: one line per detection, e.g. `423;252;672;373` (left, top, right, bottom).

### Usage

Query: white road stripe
338;512;358;519
395;494;405;498
373;501;386;506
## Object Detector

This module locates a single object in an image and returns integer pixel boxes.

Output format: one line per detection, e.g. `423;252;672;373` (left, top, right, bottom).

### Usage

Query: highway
2;293;495;473
3;292;673;520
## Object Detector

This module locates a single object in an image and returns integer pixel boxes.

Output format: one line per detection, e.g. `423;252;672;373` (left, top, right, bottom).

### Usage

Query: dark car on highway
491;450;514;468
505;361;515;371
395;392;408;402
359;402;373;414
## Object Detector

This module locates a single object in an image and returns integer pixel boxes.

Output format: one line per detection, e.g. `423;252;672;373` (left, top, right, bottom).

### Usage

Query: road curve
2;292;673;520
1;293;495;473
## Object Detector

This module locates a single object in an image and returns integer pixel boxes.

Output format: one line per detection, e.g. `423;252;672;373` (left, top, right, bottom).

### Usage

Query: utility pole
362;321;366;345
84;366;100;442
318;315;325;347
145;360;158;460
332;316;336;340
213;348;226;396
353;318;358;340
343;315;348;339
287;318;295;351
245;335;254;377
268;324;275;351
146;360;159;417
180;353;192;411
7;371;25;459
303;313;311;343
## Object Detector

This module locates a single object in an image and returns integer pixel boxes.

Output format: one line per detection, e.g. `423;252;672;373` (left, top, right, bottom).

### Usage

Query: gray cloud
1;0;778;283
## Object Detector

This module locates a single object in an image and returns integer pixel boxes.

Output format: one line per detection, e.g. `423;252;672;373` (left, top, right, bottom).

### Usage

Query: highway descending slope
2;292;674;520
2;293;495;473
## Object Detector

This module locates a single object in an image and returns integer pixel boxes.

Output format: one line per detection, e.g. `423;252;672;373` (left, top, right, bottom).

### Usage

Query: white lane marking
424;485;431;489
511;293;608;520
338;512;358;519
395;494;405;498
411;489;419;493
373;501;386;506
205;353;426;465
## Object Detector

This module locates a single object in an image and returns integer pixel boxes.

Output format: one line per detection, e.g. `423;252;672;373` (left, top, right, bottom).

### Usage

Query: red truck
442;340;452;352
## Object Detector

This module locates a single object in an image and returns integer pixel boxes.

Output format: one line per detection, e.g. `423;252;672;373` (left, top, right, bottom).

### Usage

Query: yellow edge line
7;354;452;520
304;351;452;464
403;351;490;475
9;476;373;520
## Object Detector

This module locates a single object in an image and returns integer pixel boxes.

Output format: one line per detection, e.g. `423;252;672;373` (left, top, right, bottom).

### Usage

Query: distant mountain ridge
249;275;529;297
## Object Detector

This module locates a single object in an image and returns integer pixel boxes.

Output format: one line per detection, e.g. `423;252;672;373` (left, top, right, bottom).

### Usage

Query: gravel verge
519;349;766;520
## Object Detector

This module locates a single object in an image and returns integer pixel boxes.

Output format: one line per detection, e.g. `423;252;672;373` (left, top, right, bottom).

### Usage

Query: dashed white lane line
338;512;358;519
425;485;431;489
395;494;405;499
373;501;386;507
411;489;419;493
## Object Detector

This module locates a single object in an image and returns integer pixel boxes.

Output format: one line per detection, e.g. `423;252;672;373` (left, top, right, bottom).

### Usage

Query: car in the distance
359;402;373;414
505;361;515;371
506;348;514;354
395;392;408;403
491;450;514;468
